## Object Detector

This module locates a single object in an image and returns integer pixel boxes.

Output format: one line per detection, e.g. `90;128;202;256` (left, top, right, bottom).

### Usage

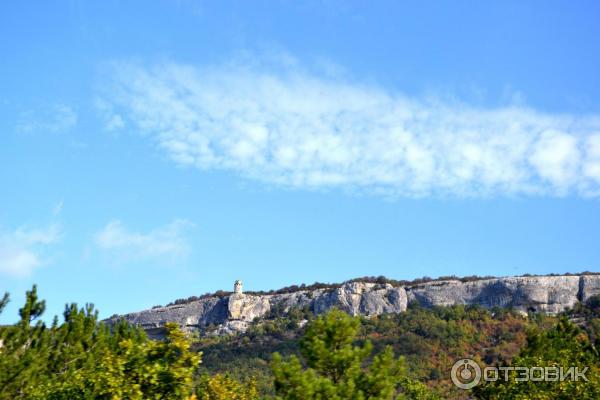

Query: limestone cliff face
312;282;407;316
228;293;271;321
581;275;600;302
405;275;583;314
107;274;600;337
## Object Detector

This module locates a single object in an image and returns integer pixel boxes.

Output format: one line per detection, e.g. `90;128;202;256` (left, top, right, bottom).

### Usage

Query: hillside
107;273;600;338
192;290;600;398
3;283;600;399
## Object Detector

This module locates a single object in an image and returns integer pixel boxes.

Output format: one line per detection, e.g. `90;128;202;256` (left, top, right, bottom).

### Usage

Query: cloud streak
0;224;61;277
102;59;600;197
94;219;194;264
16;104;78;134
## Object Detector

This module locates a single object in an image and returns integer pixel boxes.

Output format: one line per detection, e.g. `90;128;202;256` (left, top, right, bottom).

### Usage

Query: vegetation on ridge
2;287;600;399
158;272;600;309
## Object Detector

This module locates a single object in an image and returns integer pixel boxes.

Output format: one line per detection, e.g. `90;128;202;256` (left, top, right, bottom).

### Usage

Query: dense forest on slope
194;304;557;398
2;286;600;399
195;297;600;399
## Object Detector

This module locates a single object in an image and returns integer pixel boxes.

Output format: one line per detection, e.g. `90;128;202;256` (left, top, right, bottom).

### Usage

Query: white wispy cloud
101;58;600;197
95;98;125;131
94;219;194;264
0;224;61;277
52;200;64;216
16;103;78;134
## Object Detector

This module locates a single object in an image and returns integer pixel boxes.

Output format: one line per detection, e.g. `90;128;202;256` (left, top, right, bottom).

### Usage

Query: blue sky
2;1;600;323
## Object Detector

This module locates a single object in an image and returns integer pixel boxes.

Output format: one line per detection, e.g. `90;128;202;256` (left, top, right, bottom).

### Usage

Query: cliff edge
106;274;600;337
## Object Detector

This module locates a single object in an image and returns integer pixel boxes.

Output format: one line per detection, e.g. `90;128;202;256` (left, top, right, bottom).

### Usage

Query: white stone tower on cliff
234;280;243;294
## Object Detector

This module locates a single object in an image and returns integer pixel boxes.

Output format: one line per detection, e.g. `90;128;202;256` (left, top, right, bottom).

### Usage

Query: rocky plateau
106;274;600;337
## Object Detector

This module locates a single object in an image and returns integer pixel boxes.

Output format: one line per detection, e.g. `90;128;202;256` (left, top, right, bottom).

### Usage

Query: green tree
0;286;201;400
0;285;51;397
475;318;600;399
271;309;439;400
0;293;8;313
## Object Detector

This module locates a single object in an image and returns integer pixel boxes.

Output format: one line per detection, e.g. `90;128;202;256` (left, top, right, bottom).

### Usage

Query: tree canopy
271;308;439;400
0;285;200;399
475;318;600;399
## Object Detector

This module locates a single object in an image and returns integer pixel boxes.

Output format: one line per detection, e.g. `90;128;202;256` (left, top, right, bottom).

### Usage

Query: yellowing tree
196;373;259;400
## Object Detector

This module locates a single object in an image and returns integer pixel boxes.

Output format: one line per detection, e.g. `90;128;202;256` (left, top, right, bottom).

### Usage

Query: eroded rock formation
106;274;600;337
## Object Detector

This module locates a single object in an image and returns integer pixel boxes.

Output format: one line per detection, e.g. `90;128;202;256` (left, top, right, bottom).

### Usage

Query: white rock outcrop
406;275;582;314
228;293;271;321
107;274;600;337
